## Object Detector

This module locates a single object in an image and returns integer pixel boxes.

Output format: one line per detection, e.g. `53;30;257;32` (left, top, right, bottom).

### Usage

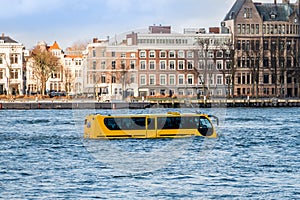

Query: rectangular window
160;51;166;58
216;61;222;70
178;51;184;58
140;61;146;70
149;51;155;58
178;75;184;85
10;69;19;79
264;74;269;84
101;74;106;83
160;75;166;85
169;61;175;70
111;51;116;57
112;61;116;69
92;61;96;70
198;60;205;70
140;51;146;58
149;75;155;85
178;60;184;70
199;75;204;84
251;24;255;34
160;61;166;70
101;61;106;69
130;60;135;69
256;24;259;34
198;50;205;58
140;75;146;85
187;51;194;58
187;61;193;70
169;75;175;85
169;51;175;58
217;75;223;85
92;50;96;57
10;54;18;64
0;69;3;79
246;24;250;34
75;59;82;65
237;24;241;34
149;61;155;70
187;74;193;85
207;60;214;70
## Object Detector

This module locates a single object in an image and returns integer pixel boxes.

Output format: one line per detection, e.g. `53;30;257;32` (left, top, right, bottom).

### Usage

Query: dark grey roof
224;0;298;22
224;0;246;21
0;36;18;43
256;3;296;21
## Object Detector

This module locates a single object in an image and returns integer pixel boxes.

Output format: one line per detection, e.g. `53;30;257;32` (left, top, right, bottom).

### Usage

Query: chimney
92;38;98;43
1;33;4;38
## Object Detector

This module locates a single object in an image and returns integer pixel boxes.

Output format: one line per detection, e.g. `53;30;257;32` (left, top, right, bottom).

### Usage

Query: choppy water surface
0;107;299;199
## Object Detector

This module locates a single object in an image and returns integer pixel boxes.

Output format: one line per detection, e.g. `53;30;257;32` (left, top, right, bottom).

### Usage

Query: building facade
84;26;233;100
0;34;25;96
25;41;84;96
222;0;300;98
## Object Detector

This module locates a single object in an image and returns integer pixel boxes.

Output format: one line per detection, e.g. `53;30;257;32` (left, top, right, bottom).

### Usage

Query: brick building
222;0;300;98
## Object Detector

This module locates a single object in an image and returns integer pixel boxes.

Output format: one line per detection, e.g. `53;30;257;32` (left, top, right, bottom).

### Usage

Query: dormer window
270;11;277;19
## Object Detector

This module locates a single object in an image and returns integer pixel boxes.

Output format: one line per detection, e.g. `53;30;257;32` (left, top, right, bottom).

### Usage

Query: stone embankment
0;98;299;110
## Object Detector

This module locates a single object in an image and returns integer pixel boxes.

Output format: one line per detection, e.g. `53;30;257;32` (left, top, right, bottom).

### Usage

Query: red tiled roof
49;41;61;50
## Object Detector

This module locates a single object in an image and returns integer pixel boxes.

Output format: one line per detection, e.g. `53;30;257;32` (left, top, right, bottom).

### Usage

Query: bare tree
30;45;60;96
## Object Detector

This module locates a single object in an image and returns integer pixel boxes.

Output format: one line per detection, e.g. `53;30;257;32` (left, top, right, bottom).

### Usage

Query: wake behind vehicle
84;112;218;139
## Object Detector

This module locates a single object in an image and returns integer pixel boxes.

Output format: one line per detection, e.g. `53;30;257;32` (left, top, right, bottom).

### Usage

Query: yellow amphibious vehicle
84;112;218;139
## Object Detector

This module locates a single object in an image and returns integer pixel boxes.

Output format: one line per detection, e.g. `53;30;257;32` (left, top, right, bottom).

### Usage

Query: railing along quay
0;98;299;110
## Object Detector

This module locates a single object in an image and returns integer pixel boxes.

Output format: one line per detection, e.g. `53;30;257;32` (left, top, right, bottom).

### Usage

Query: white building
25;41;84;96
0;34;25;95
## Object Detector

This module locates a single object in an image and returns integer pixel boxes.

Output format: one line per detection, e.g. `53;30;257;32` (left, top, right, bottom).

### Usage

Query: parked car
49;91;66;98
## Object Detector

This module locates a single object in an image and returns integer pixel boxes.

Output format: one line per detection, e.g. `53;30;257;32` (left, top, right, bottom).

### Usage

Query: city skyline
0;0;282;49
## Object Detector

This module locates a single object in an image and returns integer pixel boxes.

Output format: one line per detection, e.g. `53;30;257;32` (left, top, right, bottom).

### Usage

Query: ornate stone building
222;0;300;98
0;34;25;95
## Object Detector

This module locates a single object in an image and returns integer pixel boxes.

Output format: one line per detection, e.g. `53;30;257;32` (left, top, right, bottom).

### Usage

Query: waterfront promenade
0;97;300;109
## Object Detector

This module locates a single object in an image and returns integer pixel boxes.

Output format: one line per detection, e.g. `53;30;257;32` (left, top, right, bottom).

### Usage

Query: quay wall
0;99;300;110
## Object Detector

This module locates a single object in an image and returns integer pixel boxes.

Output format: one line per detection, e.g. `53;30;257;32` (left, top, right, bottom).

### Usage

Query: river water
0;107;299;199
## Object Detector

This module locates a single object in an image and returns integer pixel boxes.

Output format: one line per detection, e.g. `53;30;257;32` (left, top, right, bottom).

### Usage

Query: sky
0;0;293;50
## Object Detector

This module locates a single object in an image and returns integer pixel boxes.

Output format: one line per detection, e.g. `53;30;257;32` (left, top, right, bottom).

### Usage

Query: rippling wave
0;108;299;199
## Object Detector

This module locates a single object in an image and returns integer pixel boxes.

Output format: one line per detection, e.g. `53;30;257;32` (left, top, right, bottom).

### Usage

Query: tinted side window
157;117;181;129
181;117;199;129
104;117;146;130
104;118;121;130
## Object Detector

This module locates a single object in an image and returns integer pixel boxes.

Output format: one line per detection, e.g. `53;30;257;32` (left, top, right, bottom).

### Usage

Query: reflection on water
0;108;299;199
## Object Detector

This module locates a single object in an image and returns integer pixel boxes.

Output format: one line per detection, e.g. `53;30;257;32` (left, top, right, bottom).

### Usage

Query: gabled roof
0;36;18;43
49;41;61;50
224;0;247;21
